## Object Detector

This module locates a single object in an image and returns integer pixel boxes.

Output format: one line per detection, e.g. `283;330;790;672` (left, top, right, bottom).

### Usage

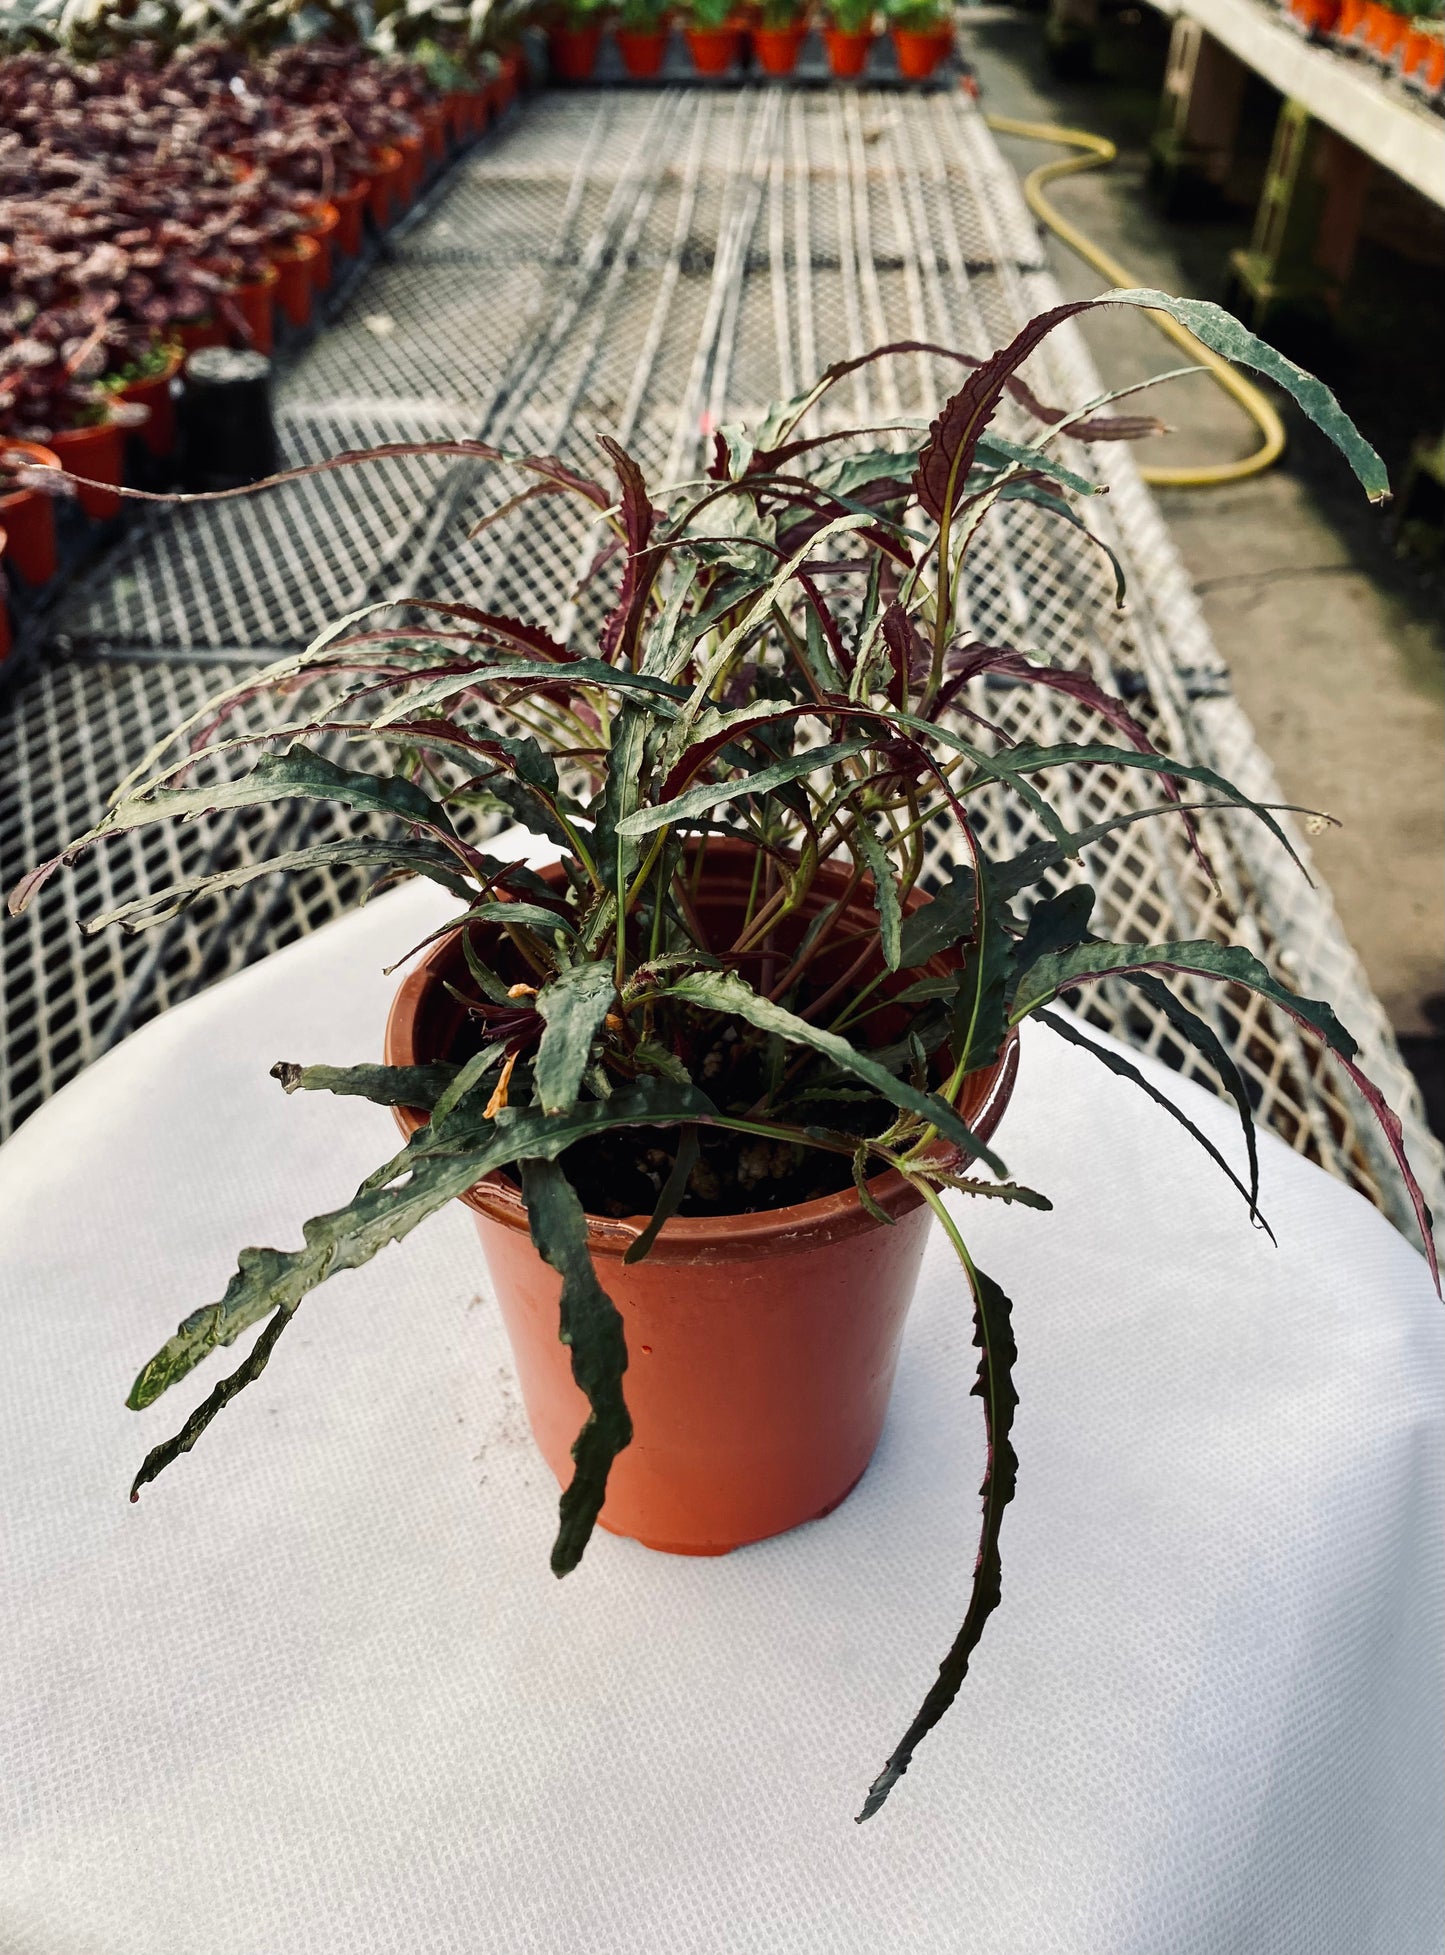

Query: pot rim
383;842;1020;1262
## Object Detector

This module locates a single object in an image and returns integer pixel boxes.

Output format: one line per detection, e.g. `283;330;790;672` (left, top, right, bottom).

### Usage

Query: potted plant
0;438;65;587
549;0;609;78
615;0;674;75
823;0;876;75
0;321;142;522
886;0;952;78
684;0;748;71
17;291;1436;1820
753;0;811;73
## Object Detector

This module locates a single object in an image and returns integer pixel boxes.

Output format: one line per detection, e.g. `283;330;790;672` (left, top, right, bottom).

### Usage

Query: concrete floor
961;2;1445;1122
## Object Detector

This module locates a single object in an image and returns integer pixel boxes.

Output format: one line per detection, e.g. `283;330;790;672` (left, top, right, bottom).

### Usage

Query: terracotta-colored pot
268;232;320;330
297;200;340;292
753;19;809;70
0;527;10;663
891;20;951;77
116;343;184;460
549;21;604;78
824;23;873;72
502;47;523;101
1364;0;1405;52
367;146;406;227
1336;0;1367;33
616;24;671;72
0;440;63;585
219;264;279;356
422;100;448;162
684;19;746;69
332;175;372;257
49;418;127;522
395;130;426;205
384;842;1019;1557
1402;20;1444;82
445;88;483;142
177;314;227;355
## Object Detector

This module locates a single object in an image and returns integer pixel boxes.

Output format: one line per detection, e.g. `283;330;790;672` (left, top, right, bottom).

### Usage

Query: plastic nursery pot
890;20;951;77
48;417;128;522
1336;0;1368;36
269;233;321;331
395;131;426;206
0;441;63;585
385;840;1019;1558
549;22;605;79
332;176;372;258
223;265;279;357
297;201;340;293
368;146;406;228
615;24;672;73
684;19;746;70
178;347;277;492
753;19;810;71
824;24;874;73
117;343;184;460
502;48;524;103
1364;0;1406;52
177;313;227;355
422;100;448;163
0;527;10;663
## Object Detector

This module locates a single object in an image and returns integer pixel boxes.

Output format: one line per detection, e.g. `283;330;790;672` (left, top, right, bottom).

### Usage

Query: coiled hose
982;113;1286;488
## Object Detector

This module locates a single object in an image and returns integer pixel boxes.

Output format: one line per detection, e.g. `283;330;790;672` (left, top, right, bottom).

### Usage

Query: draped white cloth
2;862;1441;1955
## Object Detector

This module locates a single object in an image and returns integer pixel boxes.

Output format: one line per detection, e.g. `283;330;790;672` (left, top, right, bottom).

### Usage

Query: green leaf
616;736;876;839
859;1247;1018;1821
1009;885;1095;991
518;1159;633;1575
535;964;618;1115
270;1060;460;1110
1101;289;1389;502
1035;1007;1269;1229
660;969;1006;1176
853;823;902;972
372;659;687;729
897;862;975;969
82;840;475;934
950;865;1013;1076
624;1127;701;1264
1011;936;1436;1285
126;1080;717;1489
13;748;462;914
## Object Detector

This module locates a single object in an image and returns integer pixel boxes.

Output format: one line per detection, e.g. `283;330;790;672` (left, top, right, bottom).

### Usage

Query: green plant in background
826;0;874;31
616;0;669;30
884;0;947;27
16;290;1436;1820
686;0;735;29
758;0;806;27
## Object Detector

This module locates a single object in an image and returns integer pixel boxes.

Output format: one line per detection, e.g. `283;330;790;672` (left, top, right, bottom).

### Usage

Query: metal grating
3;83;1440;1256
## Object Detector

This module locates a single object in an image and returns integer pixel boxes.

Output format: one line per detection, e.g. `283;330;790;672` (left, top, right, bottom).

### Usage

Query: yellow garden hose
981;114;1287;488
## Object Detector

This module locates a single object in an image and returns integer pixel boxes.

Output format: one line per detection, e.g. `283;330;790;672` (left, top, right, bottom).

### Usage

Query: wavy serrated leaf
1014;938;1436;1285
519;1159;633;1575
624;1127;701;1264
853;823;902;972
617;736;876;839
660;969;1006;1176
858;1250;1017;1821
535;964;617;1115
270;1060;461;1110
897;862;976;969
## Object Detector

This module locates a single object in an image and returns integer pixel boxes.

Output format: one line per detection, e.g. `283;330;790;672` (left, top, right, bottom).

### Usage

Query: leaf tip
271;1061;303;1094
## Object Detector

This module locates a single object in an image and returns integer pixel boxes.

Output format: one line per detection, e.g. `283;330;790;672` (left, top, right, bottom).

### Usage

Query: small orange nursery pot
297;200;340;292
222;265;279;356
891;20;951;77
368;145;406;227
753;19;810;71
0;525;10;662
616;24;671;72
332;175;372;257
684;20;747;70
549;22;604;78
0;440;63;584
270;233;321;330
49;417;129;521
1363;0;1405;53
824;24;873;72
117;344;184;459
396;131;426;205
385;842;1018;1557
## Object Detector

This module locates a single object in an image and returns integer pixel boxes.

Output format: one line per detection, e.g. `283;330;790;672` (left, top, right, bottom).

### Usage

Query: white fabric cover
2;871;1441;1955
